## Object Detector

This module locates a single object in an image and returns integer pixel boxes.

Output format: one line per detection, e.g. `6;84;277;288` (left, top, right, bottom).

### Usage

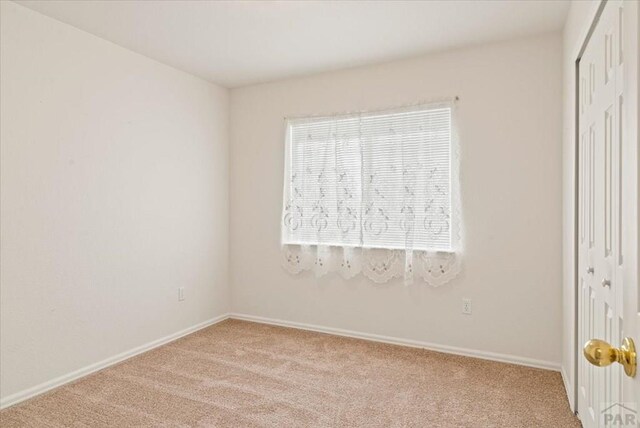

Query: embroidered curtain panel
281;101;462;285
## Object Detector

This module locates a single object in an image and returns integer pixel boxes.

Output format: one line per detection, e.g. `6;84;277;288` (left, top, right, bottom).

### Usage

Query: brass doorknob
583;337;636;378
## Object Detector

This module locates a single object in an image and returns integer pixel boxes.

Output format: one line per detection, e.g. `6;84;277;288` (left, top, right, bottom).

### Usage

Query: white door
578;0;639;427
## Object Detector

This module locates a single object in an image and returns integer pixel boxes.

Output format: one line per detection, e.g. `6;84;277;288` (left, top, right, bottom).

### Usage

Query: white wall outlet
462;298;472;315
178;287;185;301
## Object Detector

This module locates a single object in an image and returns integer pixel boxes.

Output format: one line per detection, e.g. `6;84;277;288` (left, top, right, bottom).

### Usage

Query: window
282;103;454;253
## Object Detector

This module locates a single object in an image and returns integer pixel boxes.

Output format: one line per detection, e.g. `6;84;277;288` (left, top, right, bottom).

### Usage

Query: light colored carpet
1;319;579;427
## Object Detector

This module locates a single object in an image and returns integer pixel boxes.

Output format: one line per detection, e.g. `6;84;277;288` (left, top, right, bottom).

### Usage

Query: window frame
281;103;457;253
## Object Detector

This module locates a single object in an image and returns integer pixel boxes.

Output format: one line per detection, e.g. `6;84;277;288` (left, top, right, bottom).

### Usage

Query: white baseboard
229;313;561;372
561;366;576;413
0;314;229;410
2;312;562;410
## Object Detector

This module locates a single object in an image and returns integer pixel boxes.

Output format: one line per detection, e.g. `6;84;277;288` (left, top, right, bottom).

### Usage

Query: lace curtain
281;101;462;286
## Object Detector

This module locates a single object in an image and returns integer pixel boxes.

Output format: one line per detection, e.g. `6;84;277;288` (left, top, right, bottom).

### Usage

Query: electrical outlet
462;298;472;315
178;287;185;301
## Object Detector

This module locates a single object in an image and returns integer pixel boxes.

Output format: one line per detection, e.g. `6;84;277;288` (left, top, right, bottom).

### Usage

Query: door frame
572;0;608;416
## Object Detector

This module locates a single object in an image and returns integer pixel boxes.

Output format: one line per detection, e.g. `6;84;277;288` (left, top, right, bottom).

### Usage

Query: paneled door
578;1;639;427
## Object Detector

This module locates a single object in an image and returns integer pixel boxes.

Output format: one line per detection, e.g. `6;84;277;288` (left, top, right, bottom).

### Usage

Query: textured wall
0;2;229;401
230;33;563;366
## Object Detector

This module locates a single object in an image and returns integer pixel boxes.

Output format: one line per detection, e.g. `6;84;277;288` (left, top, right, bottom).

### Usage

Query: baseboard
2;312;562;410
0;313;229;410
561;366;576;413
229;313;561;372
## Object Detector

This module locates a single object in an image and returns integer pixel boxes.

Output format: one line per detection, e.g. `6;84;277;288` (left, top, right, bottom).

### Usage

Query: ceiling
17;0;571;88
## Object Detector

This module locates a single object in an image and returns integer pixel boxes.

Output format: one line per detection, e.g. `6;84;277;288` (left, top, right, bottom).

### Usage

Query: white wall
0;2;229;403
230;34;563;366
561;0;601;412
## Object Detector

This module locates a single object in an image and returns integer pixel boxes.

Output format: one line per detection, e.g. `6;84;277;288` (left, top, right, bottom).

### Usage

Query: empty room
0;0;639;426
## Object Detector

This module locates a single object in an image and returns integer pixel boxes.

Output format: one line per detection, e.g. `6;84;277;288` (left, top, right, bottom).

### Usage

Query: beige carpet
1;319;579;427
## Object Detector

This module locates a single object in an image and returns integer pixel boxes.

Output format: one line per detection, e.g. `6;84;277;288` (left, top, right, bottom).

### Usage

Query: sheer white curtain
281;101;462;286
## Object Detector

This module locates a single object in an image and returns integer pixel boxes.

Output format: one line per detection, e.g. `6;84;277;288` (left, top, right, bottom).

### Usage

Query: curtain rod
284;96;460;121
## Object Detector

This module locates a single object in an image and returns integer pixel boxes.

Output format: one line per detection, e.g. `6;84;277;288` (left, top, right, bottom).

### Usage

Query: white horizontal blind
282;104;452;252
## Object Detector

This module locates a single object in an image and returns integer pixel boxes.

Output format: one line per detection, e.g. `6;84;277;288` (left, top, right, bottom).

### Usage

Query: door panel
578;0;638;427
578;1;627;426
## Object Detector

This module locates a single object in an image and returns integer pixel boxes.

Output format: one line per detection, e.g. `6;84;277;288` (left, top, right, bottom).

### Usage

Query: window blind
282;104;453;252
